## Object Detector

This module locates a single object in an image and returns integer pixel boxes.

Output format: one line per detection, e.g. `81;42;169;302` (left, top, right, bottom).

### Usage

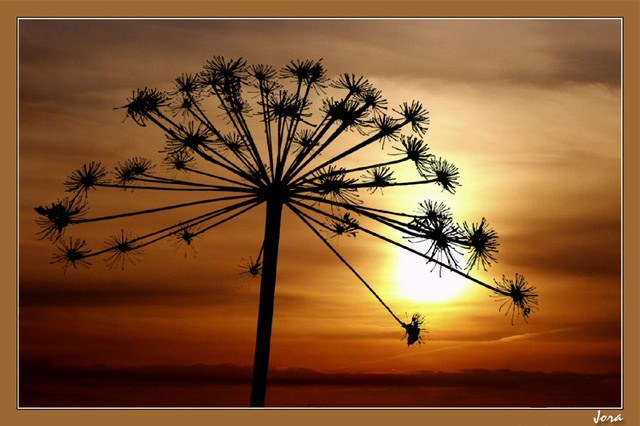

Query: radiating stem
290;198;505;296
93;183;254;193
289;204;403;325
180;167;255;188
291;118;410;185
71;194;254;225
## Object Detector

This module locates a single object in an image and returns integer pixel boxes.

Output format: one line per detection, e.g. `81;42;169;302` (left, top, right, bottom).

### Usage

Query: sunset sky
18;18;622;408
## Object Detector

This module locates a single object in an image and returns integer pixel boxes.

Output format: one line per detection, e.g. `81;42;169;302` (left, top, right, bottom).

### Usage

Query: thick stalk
250;196;284;407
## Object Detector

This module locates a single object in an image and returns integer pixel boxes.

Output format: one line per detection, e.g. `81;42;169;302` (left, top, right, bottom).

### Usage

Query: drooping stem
289;204;403;325
250;194;284;407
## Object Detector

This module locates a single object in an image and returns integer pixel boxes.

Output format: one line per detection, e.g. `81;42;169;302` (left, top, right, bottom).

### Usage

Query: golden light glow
392;247;469;303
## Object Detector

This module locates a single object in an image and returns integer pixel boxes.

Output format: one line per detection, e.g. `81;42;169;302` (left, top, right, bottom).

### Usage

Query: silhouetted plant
36;56;538;407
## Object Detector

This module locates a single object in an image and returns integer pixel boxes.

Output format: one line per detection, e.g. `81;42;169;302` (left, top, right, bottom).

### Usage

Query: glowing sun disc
392;248;468;303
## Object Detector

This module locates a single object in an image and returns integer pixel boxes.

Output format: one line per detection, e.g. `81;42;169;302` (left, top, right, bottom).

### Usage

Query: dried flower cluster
36;55;537;406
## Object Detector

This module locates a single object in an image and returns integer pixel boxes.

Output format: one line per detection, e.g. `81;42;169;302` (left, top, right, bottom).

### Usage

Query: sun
391;248;469;303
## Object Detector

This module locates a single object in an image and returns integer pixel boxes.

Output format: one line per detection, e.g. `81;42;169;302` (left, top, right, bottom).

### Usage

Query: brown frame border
3;1;638;425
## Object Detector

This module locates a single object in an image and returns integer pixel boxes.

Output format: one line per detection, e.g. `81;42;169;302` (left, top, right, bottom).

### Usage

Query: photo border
3;1;638;425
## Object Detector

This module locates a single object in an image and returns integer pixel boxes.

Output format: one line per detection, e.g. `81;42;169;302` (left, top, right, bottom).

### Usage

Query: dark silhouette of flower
392;135;432;170
114;157;155;186
169;94;196;117
169;74;202;117
199;56;248;94
218;132;247;155
413;199;452;224
164;151;195;172
38;55;536;407
174;225;199;246
492;274;539;324
51;237;92;272
35;197;87;241
172;73;202;97
249;63;278;84
119;87;168;126
64;162;108;195
402;313;426;346
268;90;307;121
329;73;371;95
281;58;326;93
166;122;214;154
171;225;201;257
312;166;360;205
357;87;387;112
326;212;360;238
369;114;401;145
104;230;143;270
394;101;429;135
420;157;460;194
462;218;499;271
412;216;463;270
292;129;317;152
321;98;370;134
407;201;463;271
240;256;262;278
361;166;395;193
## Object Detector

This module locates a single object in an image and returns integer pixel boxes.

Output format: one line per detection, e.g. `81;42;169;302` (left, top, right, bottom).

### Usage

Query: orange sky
18;19;622;407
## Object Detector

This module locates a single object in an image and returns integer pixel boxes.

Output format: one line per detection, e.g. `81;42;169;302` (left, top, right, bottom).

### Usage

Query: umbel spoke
36;55;537;407
289;198;503;294
289;204;407;325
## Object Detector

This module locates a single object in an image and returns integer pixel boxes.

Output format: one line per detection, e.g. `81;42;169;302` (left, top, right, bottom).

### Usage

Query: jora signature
594;410;623;423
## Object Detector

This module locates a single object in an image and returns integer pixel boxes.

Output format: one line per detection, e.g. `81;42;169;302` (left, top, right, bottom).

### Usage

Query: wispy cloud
498;332;544;342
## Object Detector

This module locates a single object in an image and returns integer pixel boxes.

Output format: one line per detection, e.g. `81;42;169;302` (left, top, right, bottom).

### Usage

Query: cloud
538;322;621;344
498;332;544;342
19;19;621;95
500;214;621;278
18;276;251;308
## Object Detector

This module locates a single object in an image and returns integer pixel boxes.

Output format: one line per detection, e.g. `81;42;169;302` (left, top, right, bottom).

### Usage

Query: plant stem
250;195;284;407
